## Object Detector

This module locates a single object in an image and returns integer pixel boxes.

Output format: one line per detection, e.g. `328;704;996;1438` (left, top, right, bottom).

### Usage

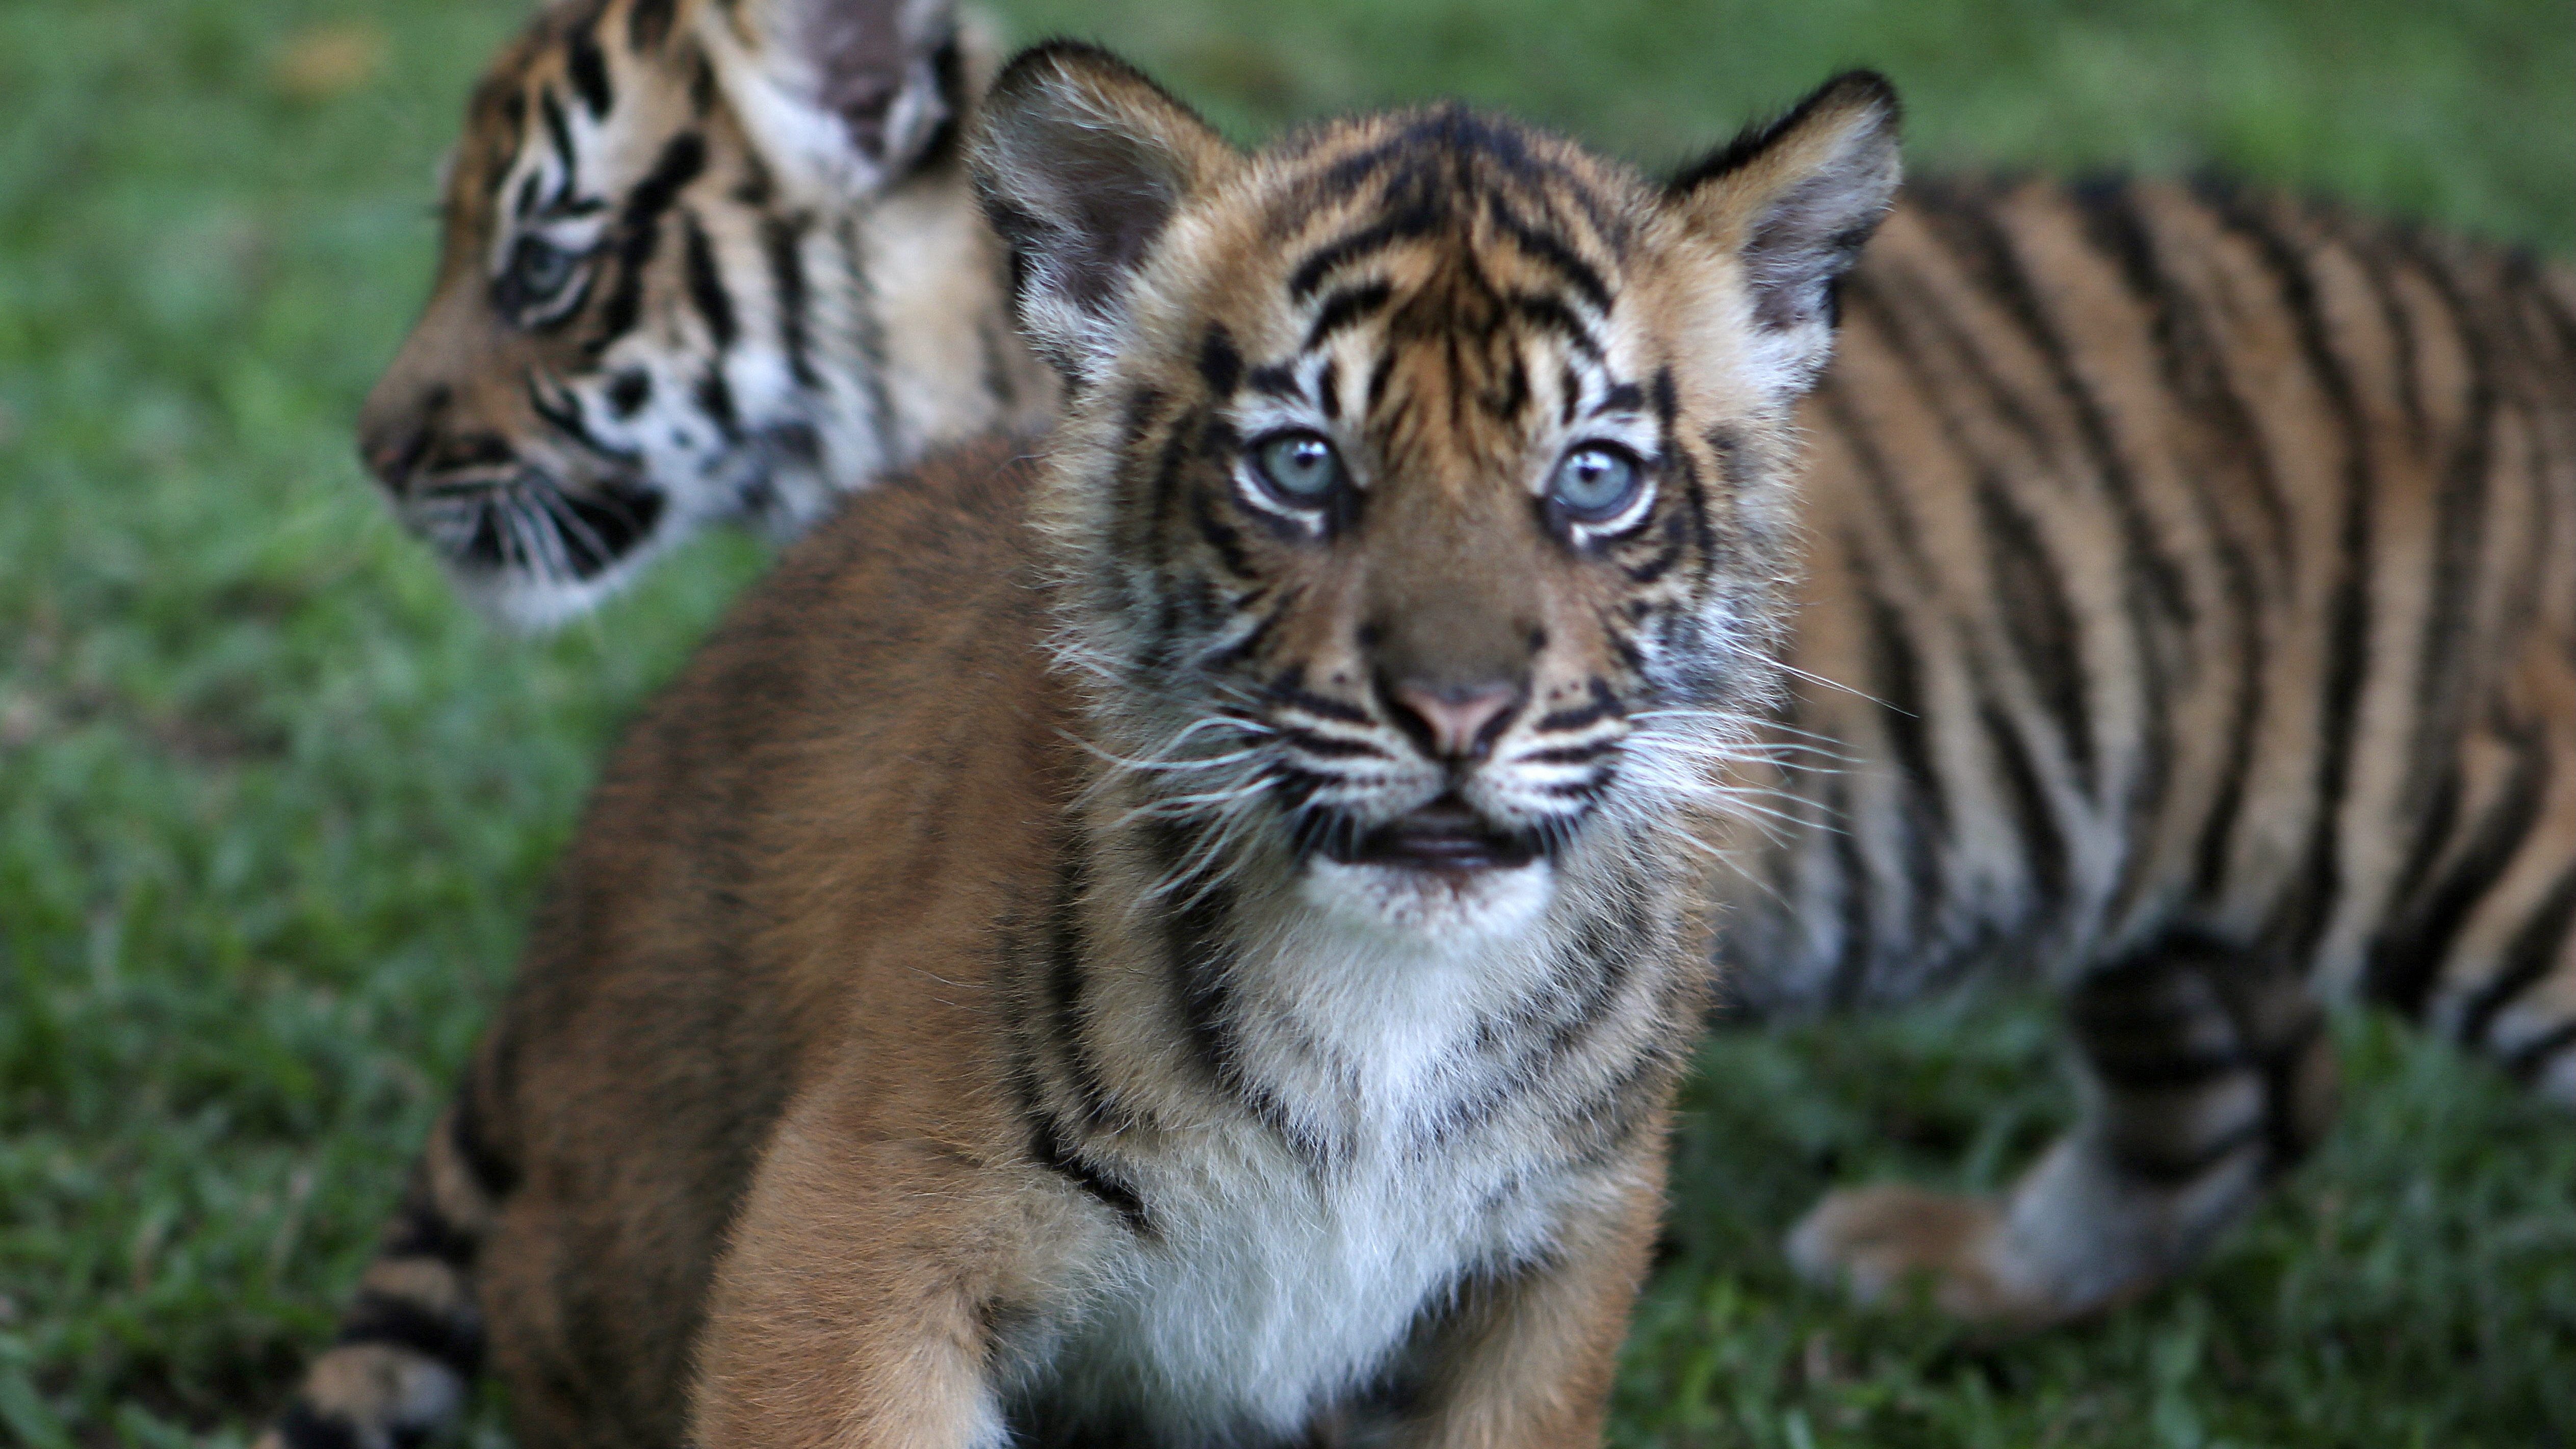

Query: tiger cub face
360;0;1047;627
976;51;1900;940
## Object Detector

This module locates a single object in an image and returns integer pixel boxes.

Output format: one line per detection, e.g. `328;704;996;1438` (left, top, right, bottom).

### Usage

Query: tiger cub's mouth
1324;797;1540;874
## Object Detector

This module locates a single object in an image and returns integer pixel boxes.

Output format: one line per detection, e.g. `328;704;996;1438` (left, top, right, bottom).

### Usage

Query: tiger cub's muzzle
1272;666;1633;877
359;380;668;596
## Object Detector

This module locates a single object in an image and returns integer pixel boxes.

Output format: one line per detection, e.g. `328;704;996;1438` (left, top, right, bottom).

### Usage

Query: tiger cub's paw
1784;1184;2072;1330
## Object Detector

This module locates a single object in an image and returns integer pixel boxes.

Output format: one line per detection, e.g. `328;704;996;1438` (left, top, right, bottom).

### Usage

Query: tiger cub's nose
1388;681;1521;763
356;382;448;497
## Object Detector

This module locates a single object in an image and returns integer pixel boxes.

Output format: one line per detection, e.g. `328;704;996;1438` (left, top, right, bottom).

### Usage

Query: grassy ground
2;1;2571;1444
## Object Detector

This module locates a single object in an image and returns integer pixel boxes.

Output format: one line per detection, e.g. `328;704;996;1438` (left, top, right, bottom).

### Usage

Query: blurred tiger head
973;47;1900;937
358;0;1052;628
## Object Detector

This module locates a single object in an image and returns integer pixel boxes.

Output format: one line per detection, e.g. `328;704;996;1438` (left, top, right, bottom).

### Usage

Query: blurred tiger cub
355;0;1053;627
263;43;1903;1449
1752;175;2576;1325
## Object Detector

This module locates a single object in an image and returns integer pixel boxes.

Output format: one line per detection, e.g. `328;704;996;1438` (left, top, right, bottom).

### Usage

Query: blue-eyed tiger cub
265;43;1906;1449
354;0;2576;1338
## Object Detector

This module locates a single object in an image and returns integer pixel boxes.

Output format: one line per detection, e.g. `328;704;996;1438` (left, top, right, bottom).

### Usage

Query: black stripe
2390;237;2497;893
2198;183;2378;962
622;131;706;230
760;216;817;387
1985;701;2070;920
539;89;578;200
1026;1102;1151;1234
1504;292;1603;360
1043;861;1123;1131
2507;1020;2576;1082
1976;481;2095;798
565;22;613;119
1270;669;1373;726
1863;585;1946;836
1281;729;1388;761
1198;325;1242;396
1619;513;1686;585
689;50;716;115
2085;1044;2252;1092
628;0;676;48
1304;280;1394;350
588;132;706;353
1151;826;1326;1165
1485;192;1610;312
1245;363;1300;400
1364;352;1396;417
335;1290;482;1379
1287;204;1441;300
1924;185;2195;633
274;1403;362;1449
1533;680;1624;734
2461;861;2576;1048
1823;775;1875;1005
1593;381;1645;417
694;371;739;439
2067;179;2295;566
2259;1015;2331;1165
2106;1120;2266;1187
682;212;737;349
2367;733;2549;1015
380;1197;477;1269
1198;594;1287;672
448;1079;518;1198
2352;236;2428;443
1810;382;1934;584
1191;486;1256;580
2189;614;2265;900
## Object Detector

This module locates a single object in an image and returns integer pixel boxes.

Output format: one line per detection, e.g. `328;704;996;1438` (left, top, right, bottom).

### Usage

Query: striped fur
262;51;1901;1448
353;0;2576;1347
1739;176;2576;1324
356;0;1052;628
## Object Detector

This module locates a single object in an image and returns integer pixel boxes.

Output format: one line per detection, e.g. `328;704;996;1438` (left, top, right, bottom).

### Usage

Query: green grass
2;1;2570;1444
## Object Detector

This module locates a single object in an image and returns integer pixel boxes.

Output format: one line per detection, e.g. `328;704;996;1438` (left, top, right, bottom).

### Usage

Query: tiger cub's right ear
702;0;966;200
1669;70;1902;401
968;42;1235;386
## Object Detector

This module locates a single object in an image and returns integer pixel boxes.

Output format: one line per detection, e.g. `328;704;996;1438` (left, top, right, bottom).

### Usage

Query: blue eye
1250;431;1344;507
500;235;586;319
1550;444;1645;522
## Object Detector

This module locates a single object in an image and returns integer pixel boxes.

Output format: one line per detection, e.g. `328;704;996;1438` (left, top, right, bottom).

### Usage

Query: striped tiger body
356;0;2576;1340
1744;176;2576;1324
357;0;1053;628
262;49;1903;1449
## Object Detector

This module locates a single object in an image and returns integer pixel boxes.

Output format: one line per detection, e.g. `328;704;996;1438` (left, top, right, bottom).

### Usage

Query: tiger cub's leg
254;1097;501;1449
1398;1169;1668;1448
1788;942;2338;1327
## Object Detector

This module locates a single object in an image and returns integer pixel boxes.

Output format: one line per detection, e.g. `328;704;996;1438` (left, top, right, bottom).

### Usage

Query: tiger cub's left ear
1670;70;1902;398
967;42;1236;386
702;0;966;198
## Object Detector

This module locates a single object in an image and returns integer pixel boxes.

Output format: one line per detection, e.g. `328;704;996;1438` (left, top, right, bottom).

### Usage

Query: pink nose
1389;683;1518;761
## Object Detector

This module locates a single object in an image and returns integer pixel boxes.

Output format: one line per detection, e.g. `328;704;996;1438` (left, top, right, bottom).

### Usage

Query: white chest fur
1022;893;1593;1442
1039;1128;1564;1442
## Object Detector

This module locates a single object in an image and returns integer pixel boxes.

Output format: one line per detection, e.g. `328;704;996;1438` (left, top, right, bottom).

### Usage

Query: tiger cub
355;0;1053;628
1750;175;2576;1327
259;44;1901;1449
364;0;2576;1339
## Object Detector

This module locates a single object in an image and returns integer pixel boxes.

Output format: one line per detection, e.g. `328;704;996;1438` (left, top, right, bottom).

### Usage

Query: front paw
1784;1183;2069;1329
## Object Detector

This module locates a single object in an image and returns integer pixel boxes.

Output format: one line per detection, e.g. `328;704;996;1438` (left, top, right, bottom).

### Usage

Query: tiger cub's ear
1668;70;1902;398
968;42;1236;385
704;0;964;198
